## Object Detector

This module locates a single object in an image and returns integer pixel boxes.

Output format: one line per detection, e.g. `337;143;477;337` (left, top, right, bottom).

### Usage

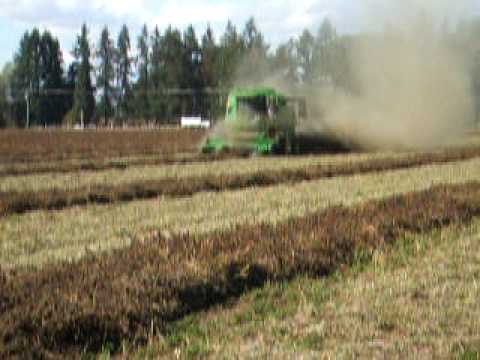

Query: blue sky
0;0;479;69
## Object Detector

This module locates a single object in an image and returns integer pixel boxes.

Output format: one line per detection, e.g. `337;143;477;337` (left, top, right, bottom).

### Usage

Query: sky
0;0;479;69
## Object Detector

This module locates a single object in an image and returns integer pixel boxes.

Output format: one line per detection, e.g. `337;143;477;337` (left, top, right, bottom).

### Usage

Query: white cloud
0;0;335;34
0;0;479;67
149;1;234;28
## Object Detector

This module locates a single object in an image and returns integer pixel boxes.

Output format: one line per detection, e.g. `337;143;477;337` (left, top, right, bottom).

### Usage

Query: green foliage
4;15;480;127
161;26;184;122
183;25;203;115
96;26;115;124
219;21;245;87
149;26;163;123
116;24;133;123
298;331;324;350
0;66;9;128
0;17;351;127
73;23;95;125
272;40;298;84
134;24;150;121
297;29;315;84
452;341;480;359
314;19;339;85
235;17;270;86
10;28;69;127
201;25;222;119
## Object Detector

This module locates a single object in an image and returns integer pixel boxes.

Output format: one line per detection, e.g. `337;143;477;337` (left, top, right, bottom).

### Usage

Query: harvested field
0;153;225;178
0;152;400;193
2;158;480;268
2;147;480;217
2;129;480;358
2;131;479;177
154;217;480;358
0;128;206;163
2;182;480;358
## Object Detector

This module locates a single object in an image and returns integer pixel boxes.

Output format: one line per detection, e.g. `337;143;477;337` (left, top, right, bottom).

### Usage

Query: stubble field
1;129;480;358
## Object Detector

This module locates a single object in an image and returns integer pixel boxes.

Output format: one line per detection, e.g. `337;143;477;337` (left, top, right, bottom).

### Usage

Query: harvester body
202;87;306;154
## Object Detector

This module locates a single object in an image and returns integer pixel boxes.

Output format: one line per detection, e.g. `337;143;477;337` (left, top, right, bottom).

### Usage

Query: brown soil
1;182;480;358
0;129;206;164
1;147;480;217
0;152;247;178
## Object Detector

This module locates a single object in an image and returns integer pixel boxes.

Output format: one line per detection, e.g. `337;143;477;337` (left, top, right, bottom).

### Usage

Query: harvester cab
202;87;306;155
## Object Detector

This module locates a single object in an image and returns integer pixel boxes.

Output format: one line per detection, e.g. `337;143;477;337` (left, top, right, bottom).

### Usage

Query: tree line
0;18;355;128
0;16;479;128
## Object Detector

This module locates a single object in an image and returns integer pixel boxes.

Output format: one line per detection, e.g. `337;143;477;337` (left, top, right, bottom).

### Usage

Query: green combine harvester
202;87;307;154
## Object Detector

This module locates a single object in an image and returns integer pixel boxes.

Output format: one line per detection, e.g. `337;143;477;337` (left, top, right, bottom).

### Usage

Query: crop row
0;152;397;193
2;131;480;177
0;129;206;163
2;157;480;269
1;148;480;217
0;153;232;178
0;148;398;192
2;182;480;358
0;132;352;177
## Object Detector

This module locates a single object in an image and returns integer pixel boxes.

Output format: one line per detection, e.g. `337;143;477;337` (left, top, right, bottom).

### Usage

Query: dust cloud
208;0;477;152
317;0;476;150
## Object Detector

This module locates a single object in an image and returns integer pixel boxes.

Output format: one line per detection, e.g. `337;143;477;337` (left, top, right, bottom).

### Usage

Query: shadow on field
177;263;270;313
39;265;285;359
296;132;353;155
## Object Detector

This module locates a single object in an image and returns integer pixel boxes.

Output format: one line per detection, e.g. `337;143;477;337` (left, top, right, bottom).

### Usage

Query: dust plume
318;1;476;150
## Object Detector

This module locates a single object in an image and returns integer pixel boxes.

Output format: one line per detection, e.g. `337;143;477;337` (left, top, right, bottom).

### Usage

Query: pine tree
314;19;339;86
11;31;34;127
183;25;202;87
29;29;41;123
161;26;184;122
13;29;41;126
39;31;66;125
97;26;115;125
136;24;150;121
272;39;298;85
201;25;220;119
73;23;95;126
219;20;245;87
296;29;315;85
0;66;9;128
116;24;133;123
11;29;67;127
183;25;202;115
150;26;163;123
201;25;217;88
237;17;269;85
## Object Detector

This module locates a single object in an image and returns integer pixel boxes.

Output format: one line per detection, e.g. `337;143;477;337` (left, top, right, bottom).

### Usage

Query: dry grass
0;152;402;193
2;158;480;269
0;128;206;163
2;147;480;217
312;225;480;358
2;182;480;358
164;219;480;359
0;152;208;177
